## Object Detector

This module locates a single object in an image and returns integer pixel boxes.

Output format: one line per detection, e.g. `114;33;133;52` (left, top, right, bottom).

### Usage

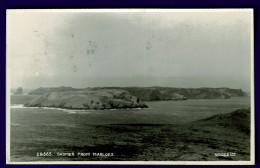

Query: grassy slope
10;108;250;161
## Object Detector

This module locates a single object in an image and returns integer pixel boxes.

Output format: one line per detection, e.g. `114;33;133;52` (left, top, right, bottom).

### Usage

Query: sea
10;97;250;125
9;97;251;161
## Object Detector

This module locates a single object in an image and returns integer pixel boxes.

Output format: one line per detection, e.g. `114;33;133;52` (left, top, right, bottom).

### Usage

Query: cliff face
115;87;247;100
160;88;231;99
25;89;148;110
215;88;248;97
124;87;248;100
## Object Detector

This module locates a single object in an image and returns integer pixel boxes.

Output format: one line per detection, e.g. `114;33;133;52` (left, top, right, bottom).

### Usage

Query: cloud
7;10;252;90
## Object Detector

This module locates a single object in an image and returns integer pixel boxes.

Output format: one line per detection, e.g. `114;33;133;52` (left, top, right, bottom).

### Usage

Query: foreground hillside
11;108;250;161
27;86;248;101
25;89;147;110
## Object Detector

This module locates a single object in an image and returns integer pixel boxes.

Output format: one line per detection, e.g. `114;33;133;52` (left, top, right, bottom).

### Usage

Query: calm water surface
11;97;250;125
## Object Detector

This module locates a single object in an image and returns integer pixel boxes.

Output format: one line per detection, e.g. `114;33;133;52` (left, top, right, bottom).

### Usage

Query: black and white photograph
6;9;254;164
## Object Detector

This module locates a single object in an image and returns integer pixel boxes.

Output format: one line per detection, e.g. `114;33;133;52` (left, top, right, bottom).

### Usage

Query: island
27;86;248;100
25;88;148;110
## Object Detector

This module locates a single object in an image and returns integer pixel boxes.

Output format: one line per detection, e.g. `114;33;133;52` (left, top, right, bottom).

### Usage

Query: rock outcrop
25;89;148;110
13;87;23;95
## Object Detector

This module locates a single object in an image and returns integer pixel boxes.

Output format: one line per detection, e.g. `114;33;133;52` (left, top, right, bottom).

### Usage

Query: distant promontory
28;86;248;100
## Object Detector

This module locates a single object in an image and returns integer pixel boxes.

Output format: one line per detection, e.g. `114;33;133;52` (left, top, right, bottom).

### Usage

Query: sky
7;9;253;91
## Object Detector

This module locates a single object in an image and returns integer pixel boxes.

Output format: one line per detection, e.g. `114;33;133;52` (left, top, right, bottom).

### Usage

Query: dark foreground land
11;107;250;161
